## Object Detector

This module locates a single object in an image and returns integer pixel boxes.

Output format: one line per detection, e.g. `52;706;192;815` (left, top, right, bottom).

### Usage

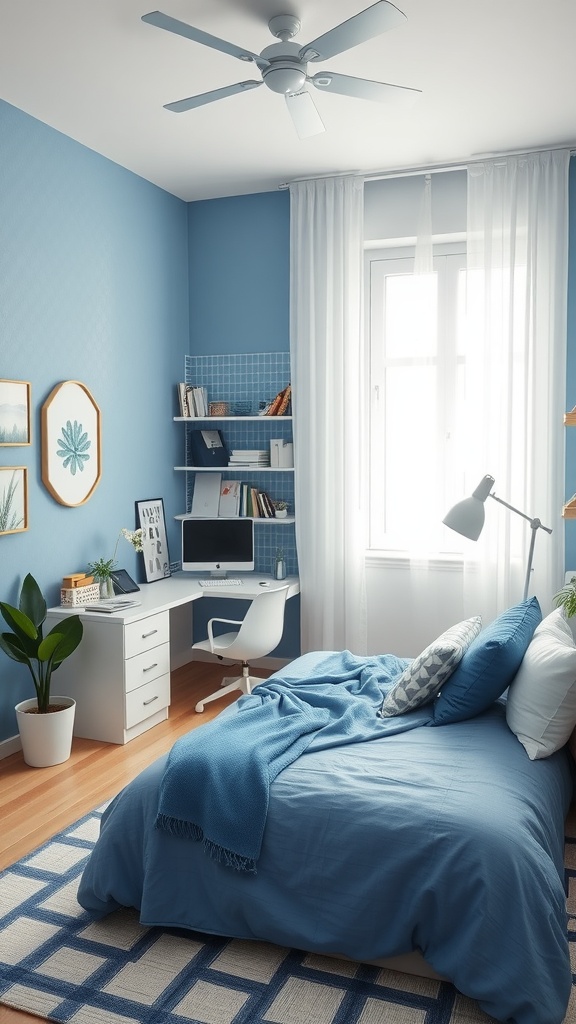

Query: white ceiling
1;0;575;203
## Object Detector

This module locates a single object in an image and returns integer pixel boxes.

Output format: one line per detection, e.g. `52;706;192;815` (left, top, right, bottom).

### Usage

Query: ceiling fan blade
299;1;406;63
285;90;325;139
165;80;262;113
141;11;268;68
311;71;421;105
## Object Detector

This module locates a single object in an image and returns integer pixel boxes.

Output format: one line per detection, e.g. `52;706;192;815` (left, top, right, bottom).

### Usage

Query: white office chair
193;585;289;712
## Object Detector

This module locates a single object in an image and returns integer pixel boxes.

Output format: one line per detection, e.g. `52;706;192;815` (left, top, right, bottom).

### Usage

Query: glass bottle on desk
274;548;286;580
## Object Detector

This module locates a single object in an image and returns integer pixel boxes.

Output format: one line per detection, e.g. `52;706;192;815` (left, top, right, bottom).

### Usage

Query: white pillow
506;608;576;759
379;616;482;718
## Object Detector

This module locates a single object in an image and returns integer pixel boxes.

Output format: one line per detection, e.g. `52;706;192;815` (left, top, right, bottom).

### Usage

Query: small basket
61;583;101;606
209;401;229;417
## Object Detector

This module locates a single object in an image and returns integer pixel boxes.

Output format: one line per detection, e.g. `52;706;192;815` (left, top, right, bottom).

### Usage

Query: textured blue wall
0;100;189;741
186;191;299;656
188;191;290;355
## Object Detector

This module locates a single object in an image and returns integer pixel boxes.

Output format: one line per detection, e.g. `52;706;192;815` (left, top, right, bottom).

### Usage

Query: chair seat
193;631;239;656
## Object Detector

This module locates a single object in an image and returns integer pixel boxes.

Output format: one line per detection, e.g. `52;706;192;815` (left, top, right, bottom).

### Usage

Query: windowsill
365;551;472;572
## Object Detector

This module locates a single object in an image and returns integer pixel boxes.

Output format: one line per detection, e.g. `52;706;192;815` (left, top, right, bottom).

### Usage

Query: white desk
47;572;299;745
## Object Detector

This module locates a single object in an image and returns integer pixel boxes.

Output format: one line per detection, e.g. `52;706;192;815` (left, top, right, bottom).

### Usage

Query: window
366;243;468;556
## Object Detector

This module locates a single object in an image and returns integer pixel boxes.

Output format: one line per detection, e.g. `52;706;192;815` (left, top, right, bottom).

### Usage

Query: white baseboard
0;733;22;761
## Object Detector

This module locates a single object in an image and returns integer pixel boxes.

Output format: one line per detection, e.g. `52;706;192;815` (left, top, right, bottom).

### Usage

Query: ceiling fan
141;2;421;139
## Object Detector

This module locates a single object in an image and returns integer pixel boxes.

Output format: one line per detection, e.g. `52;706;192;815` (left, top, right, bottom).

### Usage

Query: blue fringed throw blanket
156;649;430;872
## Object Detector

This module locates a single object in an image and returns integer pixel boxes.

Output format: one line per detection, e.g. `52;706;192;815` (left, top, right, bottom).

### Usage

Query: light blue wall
0;100;189;741
188;191;290;355
186;191;300;657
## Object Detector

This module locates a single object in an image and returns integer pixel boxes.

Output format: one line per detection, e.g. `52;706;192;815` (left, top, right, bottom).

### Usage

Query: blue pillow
433;597;542;725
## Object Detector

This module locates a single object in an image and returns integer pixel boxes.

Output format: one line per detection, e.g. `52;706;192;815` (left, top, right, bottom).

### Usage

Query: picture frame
41;380;101;507
0;380;31;446
135;498;171;583
0;466;28;535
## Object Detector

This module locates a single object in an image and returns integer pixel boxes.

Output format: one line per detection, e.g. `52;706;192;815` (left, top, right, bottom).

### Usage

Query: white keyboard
198;578;243;587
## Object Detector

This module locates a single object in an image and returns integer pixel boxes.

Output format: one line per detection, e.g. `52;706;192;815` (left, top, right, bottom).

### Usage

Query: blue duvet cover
78;652;573;1024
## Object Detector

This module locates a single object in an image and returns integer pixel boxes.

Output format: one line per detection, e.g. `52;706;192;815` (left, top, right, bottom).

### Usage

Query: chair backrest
222;585;289;662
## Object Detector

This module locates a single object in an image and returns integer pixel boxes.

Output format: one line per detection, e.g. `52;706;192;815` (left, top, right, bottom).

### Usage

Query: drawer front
125;642;170;693
125;674;170;730
124;611;169;659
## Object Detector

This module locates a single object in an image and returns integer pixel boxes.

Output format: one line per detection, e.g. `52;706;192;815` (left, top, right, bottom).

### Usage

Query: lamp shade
442;475;495;541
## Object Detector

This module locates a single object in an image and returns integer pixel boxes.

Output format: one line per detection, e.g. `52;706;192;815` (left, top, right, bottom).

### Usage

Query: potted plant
273;500;289;519
553;576;576;618
88;527;144;598
0;573;84;767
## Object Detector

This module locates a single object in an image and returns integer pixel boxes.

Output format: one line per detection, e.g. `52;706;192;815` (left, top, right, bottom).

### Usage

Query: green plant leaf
20;574;47;629
0;602;38;642
46;616;84;667
0;632;31;664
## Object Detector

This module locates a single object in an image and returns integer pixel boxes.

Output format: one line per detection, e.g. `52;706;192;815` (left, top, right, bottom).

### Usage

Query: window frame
364;240;468;559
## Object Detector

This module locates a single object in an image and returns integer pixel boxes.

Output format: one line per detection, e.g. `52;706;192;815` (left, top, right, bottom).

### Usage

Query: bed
78;619;575;1024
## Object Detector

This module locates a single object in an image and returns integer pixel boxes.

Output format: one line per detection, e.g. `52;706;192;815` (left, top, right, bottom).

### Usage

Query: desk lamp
443;474;552;600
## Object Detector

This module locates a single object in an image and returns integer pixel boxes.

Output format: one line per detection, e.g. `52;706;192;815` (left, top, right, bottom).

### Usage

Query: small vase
275;509;287;519
274;554;287;580
100;577;114;599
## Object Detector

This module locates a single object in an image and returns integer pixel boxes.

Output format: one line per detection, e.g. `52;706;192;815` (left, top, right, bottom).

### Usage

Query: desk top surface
48;572;299;623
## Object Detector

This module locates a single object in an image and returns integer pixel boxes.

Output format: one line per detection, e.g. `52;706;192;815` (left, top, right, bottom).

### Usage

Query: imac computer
182;517;255;577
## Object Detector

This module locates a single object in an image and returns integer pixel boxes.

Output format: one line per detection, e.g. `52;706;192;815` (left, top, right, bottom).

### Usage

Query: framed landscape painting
0;380;31;446
0;467;28;535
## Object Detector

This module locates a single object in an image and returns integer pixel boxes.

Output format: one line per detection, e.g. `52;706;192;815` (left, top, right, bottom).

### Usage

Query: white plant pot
15;696;76;768
274;509;287;519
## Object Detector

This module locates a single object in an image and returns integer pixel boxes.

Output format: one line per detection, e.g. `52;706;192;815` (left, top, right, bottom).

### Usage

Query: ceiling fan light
262;64;307;95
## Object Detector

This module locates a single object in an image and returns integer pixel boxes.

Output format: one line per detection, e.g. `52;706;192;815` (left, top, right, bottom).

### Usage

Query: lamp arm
488;493;553;535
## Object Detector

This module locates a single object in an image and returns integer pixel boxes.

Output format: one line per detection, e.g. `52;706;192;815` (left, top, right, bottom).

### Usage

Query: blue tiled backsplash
182;353;297;576
185;352;291;415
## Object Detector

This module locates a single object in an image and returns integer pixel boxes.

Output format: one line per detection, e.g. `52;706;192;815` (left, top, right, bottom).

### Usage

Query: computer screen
181;517;255;575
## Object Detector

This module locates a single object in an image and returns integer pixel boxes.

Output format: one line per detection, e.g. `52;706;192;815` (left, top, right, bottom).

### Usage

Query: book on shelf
188;385;208;417
177;383;192;417
228;449;270;467
250;487;260;517
264;383;291;416
218;479;241;517
257;490;276;518
190;473;222;517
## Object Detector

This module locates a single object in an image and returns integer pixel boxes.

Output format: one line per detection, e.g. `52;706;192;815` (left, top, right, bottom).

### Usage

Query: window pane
385;273;437;358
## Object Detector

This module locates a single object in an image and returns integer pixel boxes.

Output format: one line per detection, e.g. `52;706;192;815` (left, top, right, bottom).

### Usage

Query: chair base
195;673;267;713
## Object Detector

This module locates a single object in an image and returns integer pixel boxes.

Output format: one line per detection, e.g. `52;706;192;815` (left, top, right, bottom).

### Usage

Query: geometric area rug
1;808;576;1024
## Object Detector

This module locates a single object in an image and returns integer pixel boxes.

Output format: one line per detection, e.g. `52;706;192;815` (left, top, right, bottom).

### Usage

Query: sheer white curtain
289;175;367;653
460;150;569;620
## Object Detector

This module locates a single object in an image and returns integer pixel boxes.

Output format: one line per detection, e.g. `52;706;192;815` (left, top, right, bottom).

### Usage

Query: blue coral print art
57;419;91;475
42;381;101;506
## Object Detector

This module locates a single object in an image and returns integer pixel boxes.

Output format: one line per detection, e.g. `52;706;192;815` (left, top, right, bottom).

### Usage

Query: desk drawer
125;642;170;693
124;612;169;659
125;674;170;729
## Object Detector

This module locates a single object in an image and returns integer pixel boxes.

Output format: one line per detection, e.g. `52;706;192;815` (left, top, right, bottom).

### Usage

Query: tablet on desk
110;569;140;595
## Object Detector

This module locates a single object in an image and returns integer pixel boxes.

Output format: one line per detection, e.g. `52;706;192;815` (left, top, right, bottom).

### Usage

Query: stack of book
228;449;270;467
60;573;100;606
259;384;292;417
177;383;209;417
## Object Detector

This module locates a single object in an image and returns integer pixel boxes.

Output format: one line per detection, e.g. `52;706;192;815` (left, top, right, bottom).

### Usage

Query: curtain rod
278;144;575;189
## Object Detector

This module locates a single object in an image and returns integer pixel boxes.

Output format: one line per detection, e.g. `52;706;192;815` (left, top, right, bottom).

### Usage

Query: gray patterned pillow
379;616;482;718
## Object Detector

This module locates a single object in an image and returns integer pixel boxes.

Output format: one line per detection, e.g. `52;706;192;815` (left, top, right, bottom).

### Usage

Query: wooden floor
0;660;270;1024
